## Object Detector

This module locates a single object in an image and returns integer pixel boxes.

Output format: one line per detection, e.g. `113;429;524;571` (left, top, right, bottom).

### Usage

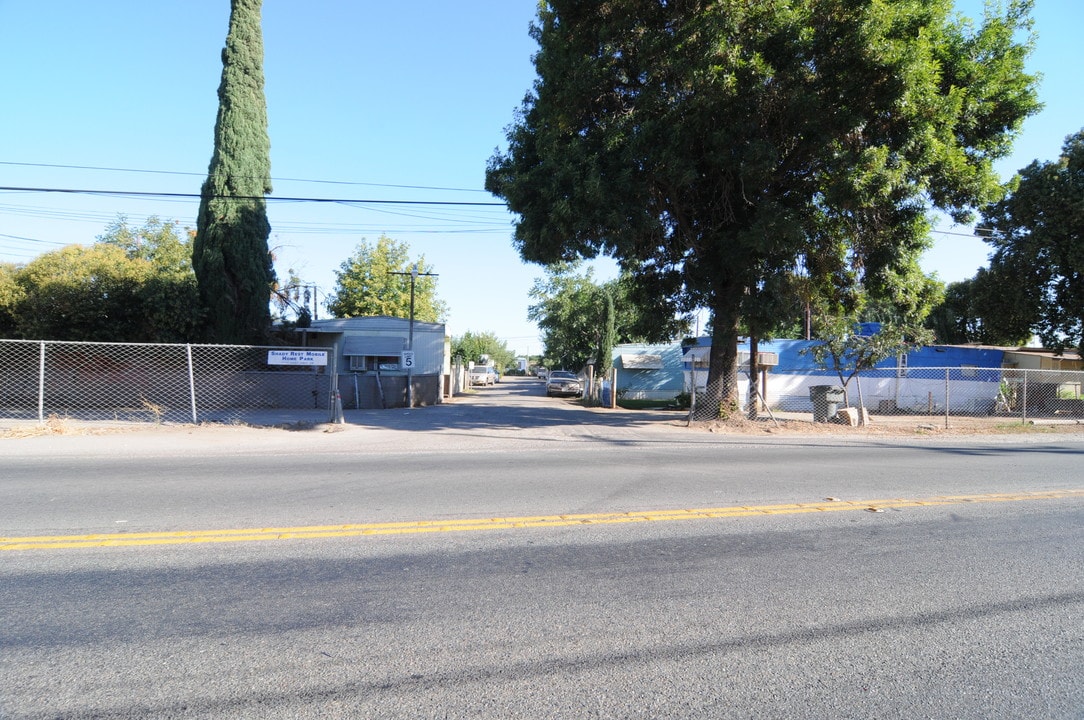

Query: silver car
545;370;582;397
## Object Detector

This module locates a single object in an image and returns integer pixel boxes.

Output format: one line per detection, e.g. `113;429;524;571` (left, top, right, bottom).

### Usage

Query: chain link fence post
37;341;46;424
186;344;198;424
1021;369;1028;425
944;367;951;429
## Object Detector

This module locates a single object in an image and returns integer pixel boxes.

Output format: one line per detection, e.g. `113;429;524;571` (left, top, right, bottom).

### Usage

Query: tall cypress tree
595;289;614;381
193;0;274;344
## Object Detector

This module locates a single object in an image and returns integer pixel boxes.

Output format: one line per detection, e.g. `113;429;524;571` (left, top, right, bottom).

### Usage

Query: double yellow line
3;490;1081;551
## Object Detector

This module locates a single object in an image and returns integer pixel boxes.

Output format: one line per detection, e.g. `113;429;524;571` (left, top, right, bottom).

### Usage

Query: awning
620;353;663;370
341;336;405;356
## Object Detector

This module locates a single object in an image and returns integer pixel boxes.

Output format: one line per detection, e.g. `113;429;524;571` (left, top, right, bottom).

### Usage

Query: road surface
2;377;1082;718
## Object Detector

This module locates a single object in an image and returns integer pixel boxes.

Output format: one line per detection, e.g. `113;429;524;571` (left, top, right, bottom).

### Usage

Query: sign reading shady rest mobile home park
267;350;328;367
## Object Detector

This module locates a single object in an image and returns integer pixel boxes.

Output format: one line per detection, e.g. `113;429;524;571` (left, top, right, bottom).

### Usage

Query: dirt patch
4;408;1081;442
692;414;1084;437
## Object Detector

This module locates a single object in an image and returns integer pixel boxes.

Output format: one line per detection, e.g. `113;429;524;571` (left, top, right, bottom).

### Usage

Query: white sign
267;350;328;367
401;350;415;369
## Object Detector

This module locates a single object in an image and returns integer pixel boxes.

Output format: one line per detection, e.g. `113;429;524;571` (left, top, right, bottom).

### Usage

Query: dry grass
0;415;100;439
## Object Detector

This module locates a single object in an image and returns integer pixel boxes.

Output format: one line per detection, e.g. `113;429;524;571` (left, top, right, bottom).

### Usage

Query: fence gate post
944;368;950;429
37;341;46;424
186;344;198;424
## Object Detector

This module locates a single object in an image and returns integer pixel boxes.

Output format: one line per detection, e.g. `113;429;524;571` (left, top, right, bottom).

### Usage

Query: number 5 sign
401;351;415;369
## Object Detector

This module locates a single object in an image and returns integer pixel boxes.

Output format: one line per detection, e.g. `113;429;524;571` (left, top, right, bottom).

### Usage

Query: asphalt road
2;378;1082;718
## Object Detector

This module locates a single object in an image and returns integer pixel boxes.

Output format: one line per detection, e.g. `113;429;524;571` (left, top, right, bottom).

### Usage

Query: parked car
535;367;548;380
469;366;499;386
546;370;582;397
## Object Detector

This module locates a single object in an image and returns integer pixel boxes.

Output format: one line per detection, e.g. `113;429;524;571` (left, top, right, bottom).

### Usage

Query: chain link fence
0;339;329;424
687;365;1084;426
4;339;1080;429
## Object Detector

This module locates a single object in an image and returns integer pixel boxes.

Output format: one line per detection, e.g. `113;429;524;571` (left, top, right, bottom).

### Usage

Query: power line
0;160;491;194
932;227;999;239
0;185;505;206
0;232;67;246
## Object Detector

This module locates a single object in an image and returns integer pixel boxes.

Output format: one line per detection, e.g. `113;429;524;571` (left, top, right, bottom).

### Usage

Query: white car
469;366;498;386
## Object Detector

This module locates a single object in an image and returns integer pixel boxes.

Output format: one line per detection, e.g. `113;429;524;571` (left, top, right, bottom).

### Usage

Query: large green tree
11;245;152;342
487;0;1039;417
0;262;27;337
981;128;1084;352
97;216;203;343
327;234;448;322
528;264;603;370
193;0;275;345
4;218;202;342
925;271;1032;345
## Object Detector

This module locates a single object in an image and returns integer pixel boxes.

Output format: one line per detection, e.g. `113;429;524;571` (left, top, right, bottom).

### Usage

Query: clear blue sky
1;1;1080;356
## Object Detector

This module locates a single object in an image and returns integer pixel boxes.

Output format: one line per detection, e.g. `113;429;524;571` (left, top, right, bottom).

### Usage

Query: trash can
809;385;845;423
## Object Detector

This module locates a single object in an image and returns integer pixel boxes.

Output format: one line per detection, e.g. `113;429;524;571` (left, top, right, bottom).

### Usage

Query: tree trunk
747;335;759;419
703;291;742;419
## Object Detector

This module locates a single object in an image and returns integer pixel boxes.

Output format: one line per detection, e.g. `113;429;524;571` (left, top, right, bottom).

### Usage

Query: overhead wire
0;185;505;205
0;160;492;194
0;165;513;258
1;162;1000;263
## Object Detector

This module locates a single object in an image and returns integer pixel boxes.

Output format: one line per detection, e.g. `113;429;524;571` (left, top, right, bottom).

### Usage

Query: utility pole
391;264;437;408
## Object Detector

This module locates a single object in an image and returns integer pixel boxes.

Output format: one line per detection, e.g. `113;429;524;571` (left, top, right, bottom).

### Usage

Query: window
349;355;400;372
342;335;406;372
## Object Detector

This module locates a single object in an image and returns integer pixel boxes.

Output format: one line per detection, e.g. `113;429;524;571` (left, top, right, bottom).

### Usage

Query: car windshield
549;371;575;379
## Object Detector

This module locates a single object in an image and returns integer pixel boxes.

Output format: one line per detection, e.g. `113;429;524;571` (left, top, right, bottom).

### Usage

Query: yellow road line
3;490;1081;551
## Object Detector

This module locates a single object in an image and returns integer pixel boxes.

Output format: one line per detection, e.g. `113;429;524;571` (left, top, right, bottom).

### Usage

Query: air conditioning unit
737;351;779;367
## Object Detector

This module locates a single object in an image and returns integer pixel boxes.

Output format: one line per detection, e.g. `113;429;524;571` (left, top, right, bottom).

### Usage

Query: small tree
327;235;447;322
451;331;515;371
592;288;615;404
271;268;317;326
808;318;933;424
529;262;689;371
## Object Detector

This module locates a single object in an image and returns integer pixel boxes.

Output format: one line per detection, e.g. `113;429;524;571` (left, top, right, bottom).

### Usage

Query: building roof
304;316;445;334
1004;347;1082;361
